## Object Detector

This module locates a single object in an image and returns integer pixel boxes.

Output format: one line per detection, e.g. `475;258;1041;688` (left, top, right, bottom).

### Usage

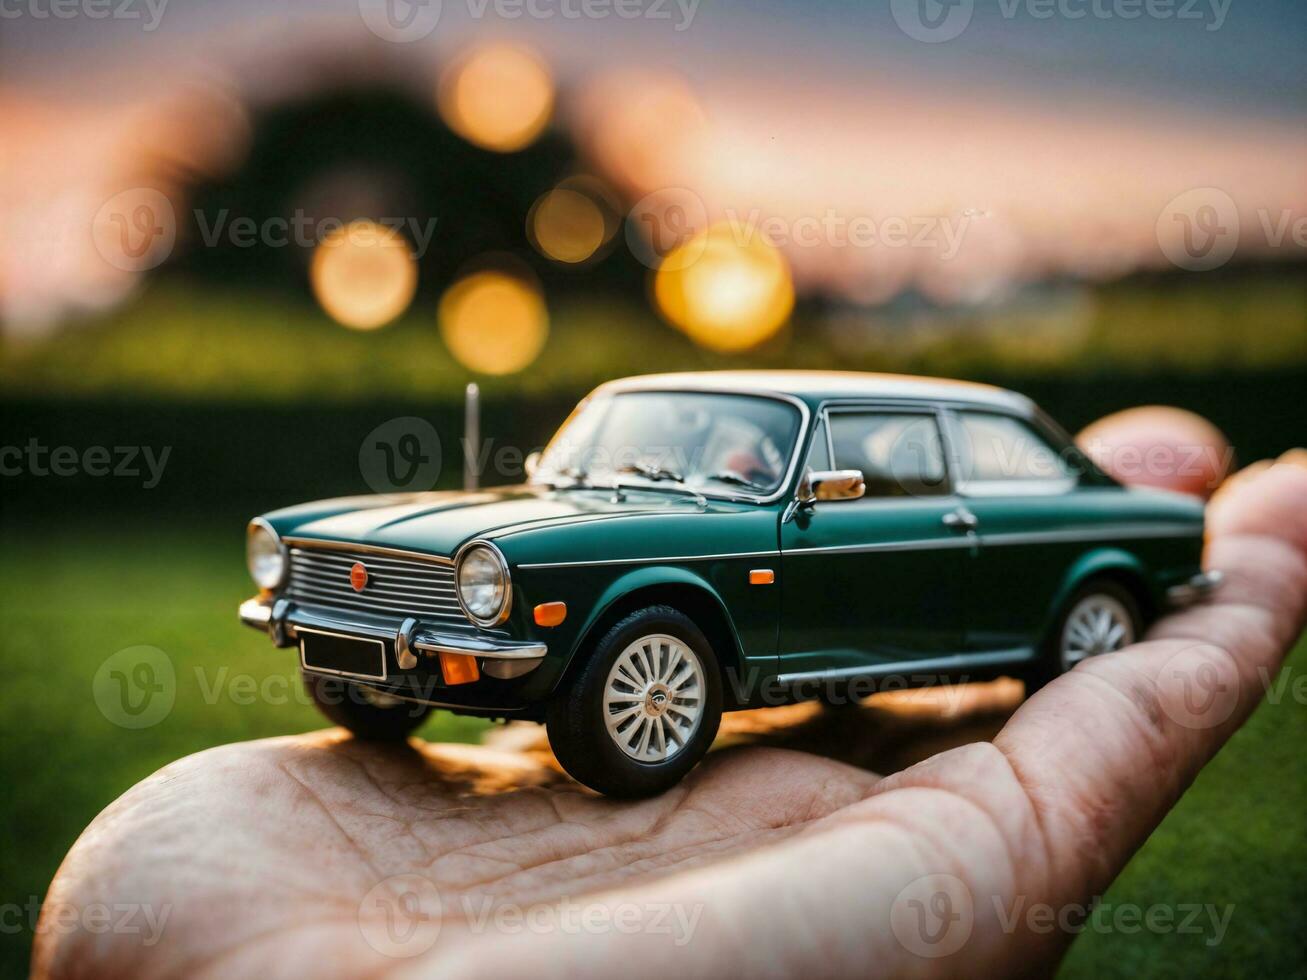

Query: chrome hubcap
603;633;704;762
1061;594;1134;671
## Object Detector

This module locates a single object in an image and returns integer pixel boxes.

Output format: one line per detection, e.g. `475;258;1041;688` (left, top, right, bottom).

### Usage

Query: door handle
942;509;978;531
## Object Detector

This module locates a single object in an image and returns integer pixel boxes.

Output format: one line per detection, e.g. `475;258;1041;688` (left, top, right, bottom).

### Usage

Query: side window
953;412;1075;492
805;418;832;471
828;412;948;497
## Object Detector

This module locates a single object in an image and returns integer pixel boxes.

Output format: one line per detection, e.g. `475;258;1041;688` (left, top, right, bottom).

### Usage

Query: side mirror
799;469;865;503
524;451;542;479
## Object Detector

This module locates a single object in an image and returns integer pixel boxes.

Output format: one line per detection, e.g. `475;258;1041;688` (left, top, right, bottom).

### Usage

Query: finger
980;456;1307;961
1077;406;1232;498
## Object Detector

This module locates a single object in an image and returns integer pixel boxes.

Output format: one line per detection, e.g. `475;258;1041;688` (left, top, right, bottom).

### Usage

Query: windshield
535;391;803;498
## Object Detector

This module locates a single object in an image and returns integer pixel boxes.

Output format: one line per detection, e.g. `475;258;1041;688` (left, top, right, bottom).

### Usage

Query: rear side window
828;412;948;497
953;412;1075;492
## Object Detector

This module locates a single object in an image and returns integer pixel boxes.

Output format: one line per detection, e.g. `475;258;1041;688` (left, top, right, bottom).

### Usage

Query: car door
778;404;972;680
941;408;1093;653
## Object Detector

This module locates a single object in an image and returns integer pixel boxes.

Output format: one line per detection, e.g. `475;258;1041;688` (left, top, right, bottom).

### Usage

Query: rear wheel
546;605;722;797
1024;579;1142;694
303;671;434;740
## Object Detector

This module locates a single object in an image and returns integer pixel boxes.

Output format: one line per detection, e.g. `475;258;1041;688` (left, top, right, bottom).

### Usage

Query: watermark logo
890;873;974;958
626;187;710;270
892;0;974;42
93;646;176;729
359;0;443;41
1157;644;1239;730
359;417;443;493
893;0;1230;42
358;874;443;957
91;188;176;273
1156;187;1239;271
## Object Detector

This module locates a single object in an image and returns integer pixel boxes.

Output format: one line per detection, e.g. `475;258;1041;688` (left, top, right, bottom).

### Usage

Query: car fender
1046;547;1149;632
560;563;743;681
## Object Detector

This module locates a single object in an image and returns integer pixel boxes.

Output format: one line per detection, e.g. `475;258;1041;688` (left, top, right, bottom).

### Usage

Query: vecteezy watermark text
2;897;172;946
1;439;171;488
194;210;438;259
892;0;1230;44
0;0;169;31
360;0;699;44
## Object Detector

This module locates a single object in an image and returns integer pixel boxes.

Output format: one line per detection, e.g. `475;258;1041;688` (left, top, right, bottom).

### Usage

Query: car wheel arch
1048;548;1155;636
558;571;745;704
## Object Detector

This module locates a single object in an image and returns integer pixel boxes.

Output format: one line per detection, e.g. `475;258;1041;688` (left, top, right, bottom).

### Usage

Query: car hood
276;484;733;557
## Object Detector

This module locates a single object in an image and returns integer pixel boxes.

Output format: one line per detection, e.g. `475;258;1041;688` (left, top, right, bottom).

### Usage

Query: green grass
0;521;1302;976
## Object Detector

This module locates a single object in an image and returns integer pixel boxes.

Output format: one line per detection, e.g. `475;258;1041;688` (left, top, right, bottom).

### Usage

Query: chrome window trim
454;539;513;627
940;406;1085;497
282;537;455;565
812;400;956;499
529;387;812;506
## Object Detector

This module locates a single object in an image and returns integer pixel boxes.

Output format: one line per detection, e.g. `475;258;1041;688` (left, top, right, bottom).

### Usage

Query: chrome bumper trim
1166;570;1224;606
238;596;547;666
239;597;273;627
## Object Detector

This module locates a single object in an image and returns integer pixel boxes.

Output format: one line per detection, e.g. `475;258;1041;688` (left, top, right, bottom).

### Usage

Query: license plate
299;629;387;681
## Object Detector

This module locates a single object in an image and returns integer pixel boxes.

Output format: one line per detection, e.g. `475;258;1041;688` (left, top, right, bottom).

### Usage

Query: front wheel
303;671;434;740
546;605;723;798
1024;579;1142;694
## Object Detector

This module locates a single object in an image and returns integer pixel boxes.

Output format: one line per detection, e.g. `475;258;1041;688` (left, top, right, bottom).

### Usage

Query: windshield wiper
612;462;705;505
707;470;769;493
616;460;685;483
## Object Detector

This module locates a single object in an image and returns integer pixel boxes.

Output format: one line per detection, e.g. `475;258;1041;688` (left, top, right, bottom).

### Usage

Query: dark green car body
241;371;1210;717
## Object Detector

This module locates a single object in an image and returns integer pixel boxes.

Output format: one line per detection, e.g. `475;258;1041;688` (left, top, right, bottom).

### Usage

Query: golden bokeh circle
439;270;549;374
653;223;795;353
438;44;554;153
528;188;608;264
310;220;418;330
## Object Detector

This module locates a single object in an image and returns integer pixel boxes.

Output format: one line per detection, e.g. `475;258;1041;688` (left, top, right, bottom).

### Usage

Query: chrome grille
286;546;467;625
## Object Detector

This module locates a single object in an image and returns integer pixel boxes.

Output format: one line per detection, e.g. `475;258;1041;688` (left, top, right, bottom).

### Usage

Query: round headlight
456;543;510;625
246;520;286;590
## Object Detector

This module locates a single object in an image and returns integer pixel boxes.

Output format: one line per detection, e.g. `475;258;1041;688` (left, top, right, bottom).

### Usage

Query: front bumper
239;596;547;684
1166;569;1224;606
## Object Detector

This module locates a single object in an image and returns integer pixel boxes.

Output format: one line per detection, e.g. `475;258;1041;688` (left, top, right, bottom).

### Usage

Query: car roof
598;371;1033;413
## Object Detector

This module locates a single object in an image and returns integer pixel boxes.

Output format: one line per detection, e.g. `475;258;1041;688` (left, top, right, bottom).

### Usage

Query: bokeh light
438;44;554;153
439;268;549;374
310;220;418;330
527;177;618;265
653;223;795;352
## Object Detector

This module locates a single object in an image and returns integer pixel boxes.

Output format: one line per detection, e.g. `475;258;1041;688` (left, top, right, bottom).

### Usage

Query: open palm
34;421;1307;979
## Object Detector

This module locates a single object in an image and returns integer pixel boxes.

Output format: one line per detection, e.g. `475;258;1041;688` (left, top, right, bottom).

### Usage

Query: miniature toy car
240;371;1220;796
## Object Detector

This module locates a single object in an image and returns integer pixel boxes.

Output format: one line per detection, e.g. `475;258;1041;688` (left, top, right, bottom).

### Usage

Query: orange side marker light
534;601;568;627
749;569;775;585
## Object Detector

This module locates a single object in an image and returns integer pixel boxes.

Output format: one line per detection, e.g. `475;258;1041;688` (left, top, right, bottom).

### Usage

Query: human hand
33;415;1307;979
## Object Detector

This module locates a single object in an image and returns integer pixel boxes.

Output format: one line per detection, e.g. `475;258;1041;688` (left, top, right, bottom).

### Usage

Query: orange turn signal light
534;601;568;627
749;569;775;585
439;651;480;685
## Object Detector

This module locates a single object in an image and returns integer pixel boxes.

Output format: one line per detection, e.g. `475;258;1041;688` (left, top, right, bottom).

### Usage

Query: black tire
546;605;723;798
1022;579;1143;695
303;671;434;740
